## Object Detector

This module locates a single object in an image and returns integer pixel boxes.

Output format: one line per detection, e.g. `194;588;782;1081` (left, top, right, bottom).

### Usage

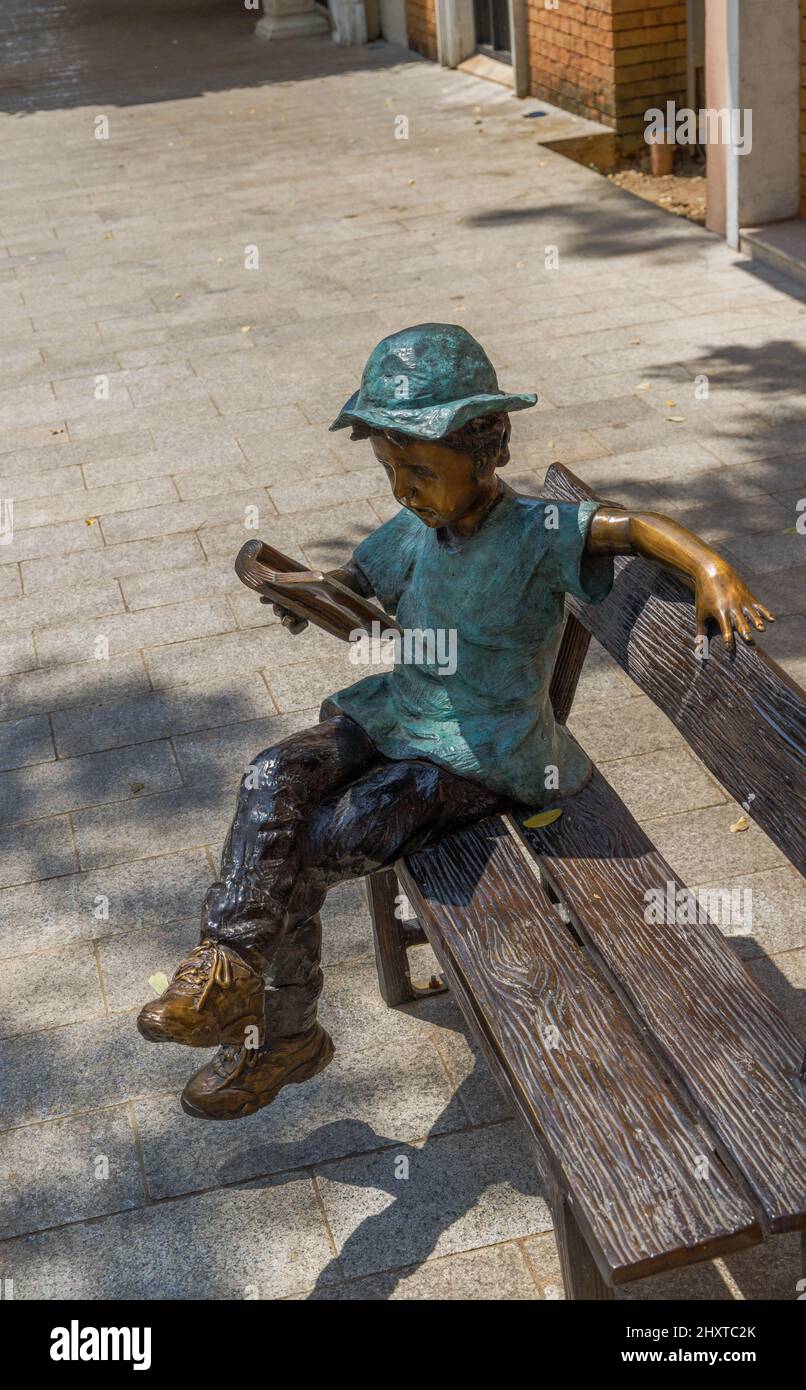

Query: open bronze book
235;539;399;643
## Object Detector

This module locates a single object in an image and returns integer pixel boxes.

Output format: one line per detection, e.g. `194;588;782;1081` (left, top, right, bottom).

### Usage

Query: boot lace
172;941;234;1012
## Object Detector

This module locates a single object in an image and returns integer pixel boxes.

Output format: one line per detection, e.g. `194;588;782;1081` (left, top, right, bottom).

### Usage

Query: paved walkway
0;0;803;1301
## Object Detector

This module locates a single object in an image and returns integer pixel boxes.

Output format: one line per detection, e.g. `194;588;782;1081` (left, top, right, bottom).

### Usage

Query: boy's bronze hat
329;323;537;440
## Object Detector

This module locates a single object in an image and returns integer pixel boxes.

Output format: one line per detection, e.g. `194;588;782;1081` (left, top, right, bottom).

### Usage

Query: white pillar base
256;1;330;40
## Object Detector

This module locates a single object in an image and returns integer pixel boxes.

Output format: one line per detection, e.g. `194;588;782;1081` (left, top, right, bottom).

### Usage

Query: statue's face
370;433;492;528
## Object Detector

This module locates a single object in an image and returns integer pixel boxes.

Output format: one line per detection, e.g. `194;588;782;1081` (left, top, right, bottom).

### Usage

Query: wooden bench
365;461;806;1300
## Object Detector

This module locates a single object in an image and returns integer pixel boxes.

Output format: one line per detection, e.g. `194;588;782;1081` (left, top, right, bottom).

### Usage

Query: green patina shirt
326;491;613;805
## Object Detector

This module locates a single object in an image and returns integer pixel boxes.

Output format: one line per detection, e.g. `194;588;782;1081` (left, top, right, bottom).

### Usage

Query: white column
256;0;330;40
705;0;800;247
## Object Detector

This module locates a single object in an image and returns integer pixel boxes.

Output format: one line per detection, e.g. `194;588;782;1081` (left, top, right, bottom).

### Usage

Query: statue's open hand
260;597;308;635
694;566;774;650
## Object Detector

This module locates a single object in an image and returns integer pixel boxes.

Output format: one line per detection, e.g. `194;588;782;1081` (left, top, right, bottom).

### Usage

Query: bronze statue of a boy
136;323;772;1120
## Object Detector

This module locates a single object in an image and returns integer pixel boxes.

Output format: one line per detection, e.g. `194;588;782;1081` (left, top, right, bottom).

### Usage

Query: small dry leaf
629;338;641;346
240;325;251;333
130;781;144;794
174;292;182;300
84;516;97;526
516;260;525;268
666;415;686;423
729;814;750;833
523;808;563;829
666;399;676;407
636;382;651;391
149;972;169;995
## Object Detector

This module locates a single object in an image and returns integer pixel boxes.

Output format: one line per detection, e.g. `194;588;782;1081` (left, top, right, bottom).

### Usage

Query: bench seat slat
514;770;806;1234
399;817;760;1285
544;462;806;874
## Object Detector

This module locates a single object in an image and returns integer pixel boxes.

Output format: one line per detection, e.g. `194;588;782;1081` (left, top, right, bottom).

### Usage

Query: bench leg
366;867;417;1006
553;1193;615;1301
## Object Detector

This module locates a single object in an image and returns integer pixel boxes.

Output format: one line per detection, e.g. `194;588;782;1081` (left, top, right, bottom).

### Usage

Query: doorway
472;0;511;62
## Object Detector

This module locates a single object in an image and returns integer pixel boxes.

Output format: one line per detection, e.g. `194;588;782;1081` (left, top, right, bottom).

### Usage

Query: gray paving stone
98;920;196;1014
13;475;177;530
173;712;310;786
0;579;125;636
320;879;373;966
20;531;204;594
0;564;21;600
36;597;236;668
0;816;78;889
0;740;182;828
52;671;275;757
119;559;242;611
0;713;54;770
319;957;455;1055
0;1175;334;1300
0;652;151;721
430;1007;513;1126
0;1012;193;1130
1;517;103;564
265;656;355;715
72;782;234;870
270;468;383;516
0;630;35;676
134;1034;465;1202
755;612;806;687
724;529;805;577
691;865;806;962
1;944;104;1039
144;624;331;689
0;1107;145;1239
100;489;275;546
567;693;683;763
315;1122;551;1279
0;463;85;501
0;848;211;959
597;746;726;823
746;945;805;1039
294;1241;540;1300
644;802;787;885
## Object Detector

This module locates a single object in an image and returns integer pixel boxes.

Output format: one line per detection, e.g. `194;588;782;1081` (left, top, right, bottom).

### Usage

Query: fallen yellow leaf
666;415;686;422
523;808;563;829
148;972;170;995
729;814;750;833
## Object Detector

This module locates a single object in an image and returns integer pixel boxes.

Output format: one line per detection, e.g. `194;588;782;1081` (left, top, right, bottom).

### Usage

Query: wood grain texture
513;771;806;1234
549;611;592;726
544;462;806;874
365;867;415;1006
398;817;761;1285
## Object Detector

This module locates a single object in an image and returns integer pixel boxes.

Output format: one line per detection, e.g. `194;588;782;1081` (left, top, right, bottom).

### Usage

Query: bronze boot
137;940;265;1048
180;1025;335;1120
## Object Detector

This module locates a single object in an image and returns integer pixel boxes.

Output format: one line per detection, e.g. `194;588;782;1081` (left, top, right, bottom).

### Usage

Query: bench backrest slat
544;462;806;874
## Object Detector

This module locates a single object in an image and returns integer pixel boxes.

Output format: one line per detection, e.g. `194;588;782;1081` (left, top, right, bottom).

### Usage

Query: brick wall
526;0;687;152
405;0;438;62
801;0;806;216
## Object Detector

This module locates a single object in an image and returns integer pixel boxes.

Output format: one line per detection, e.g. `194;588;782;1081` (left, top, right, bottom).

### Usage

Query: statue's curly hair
350;411;511;472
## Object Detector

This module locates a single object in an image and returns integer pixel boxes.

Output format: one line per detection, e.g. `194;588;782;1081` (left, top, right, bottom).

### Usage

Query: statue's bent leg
137;715;377;1051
